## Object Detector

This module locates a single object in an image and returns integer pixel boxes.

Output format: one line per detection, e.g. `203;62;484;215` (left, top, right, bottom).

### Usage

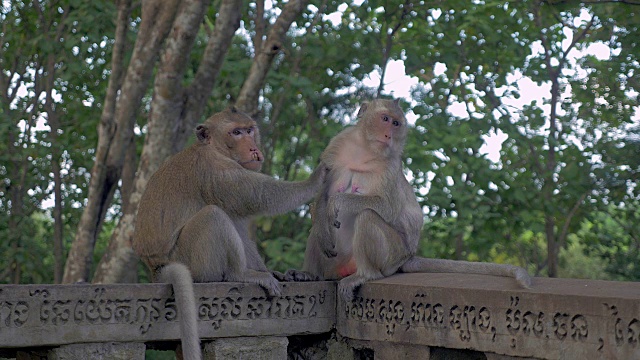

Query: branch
235;0;311;116
558;191;588;247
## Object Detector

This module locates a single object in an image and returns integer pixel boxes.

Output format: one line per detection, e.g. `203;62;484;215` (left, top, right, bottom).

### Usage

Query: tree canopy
1;0;638;284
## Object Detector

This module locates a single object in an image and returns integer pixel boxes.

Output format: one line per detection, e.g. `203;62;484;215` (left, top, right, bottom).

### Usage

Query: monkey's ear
229;106;238;113
196;124;210;144
357;102;369;118
393;98;400;106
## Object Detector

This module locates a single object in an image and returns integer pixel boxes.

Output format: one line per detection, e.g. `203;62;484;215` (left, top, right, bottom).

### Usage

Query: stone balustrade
0;273;638;359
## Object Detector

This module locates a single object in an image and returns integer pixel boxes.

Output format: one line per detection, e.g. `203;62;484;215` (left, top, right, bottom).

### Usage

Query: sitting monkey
289;98;531;302
133;107;326;360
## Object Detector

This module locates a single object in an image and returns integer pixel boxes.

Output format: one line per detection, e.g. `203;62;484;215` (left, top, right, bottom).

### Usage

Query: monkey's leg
173;205;282;297
338;209;411;302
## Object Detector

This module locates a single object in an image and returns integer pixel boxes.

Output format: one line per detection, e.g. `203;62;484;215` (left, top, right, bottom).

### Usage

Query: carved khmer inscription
503;295;590;349
450;305;496;342
343;293;495;342
606;304;640;348
0;285;329;338
0;300;29;328
197;293;321;329
34;287;179;334
340;289;614;354
338;280;640;360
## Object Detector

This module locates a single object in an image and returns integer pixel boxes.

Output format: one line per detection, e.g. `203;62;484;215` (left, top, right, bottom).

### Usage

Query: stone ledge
0;281;335;348
337;273;640;360
1;273;639;360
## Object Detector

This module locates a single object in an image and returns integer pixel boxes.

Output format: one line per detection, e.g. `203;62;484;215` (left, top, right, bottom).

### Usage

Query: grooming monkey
133;107;327;360
289;98;531;301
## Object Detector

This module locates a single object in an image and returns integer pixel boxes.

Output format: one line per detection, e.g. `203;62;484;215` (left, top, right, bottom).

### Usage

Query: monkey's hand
327;193;347;228
310;224;337;258
309;161;330;187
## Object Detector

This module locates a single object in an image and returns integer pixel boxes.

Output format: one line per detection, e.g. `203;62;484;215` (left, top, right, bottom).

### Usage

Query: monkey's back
133;145;209;268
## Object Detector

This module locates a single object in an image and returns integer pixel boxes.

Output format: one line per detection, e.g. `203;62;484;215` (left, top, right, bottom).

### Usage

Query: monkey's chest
331;170;380;196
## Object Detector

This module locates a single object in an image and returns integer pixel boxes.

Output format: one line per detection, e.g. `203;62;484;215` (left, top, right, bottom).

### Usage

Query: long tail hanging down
160;263;202;360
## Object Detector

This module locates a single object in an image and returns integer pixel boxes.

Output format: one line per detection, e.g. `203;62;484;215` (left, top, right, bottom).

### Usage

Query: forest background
1;0;639;286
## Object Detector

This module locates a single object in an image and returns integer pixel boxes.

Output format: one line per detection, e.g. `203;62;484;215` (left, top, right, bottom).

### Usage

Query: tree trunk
175;0;244;149
93;0;242;283
63;0;179;283
45;51;65;284
545;216;557;277
236;0;310;116
36;1;70;284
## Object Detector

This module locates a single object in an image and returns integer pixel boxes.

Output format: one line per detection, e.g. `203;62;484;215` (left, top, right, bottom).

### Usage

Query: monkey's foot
338;275;367;303
229;270;282;297
270;270;288;281
338;282;356;302
282;269;319;282
259;273;283;297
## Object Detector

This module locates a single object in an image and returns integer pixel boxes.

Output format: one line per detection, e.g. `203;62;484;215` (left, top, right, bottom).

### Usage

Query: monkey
133;107;327;360
287;98;531;302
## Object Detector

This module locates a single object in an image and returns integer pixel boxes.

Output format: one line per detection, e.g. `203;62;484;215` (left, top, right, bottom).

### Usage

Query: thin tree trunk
533;3;594;278
376;0;410;97
63;0;179;283
253;0;265;56
38;1;70;284
176;0;244;149
45;53;65;284
236;0;310;116
120;137;138;215
93;0;243;283
93;0;209;284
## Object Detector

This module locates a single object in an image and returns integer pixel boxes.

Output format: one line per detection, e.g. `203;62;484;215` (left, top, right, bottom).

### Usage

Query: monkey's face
196;109;265;172
226;126;264;172
365;109;407;155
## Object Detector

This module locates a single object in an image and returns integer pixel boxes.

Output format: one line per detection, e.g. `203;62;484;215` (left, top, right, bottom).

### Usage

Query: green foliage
577;203;640;281
2;0;638;282
558;239;613;281
145;350;177;360
1;0;116;283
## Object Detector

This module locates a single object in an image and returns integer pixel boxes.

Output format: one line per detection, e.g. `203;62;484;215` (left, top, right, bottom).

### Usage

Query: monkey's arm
311;180;340;257
211;163;327;218
328;192;397;226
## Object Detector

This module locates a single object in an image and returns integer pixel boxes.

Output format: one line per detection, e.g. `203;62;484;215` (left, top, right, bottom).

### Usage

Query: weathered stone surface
337;273;640;360
48;342;145;360
2;273;639;360
325;337;357;360
0;281;334;348
484;353;539;360
372;342;431;359
204;336;287;360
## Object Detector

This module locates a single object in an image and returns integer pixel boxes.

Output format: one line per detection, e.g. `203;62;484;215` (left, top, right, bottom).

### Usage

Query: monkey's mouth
240;153;263;165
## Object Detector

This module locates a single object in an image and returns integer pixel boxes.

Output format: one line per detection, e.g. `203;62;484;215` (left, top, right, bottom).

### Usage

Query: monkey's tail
400;256;532;289
159;263;202;360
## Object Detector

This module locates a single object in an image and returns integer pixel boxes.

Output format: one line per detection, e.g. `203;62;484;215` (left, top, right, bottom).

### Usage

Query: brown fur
289;99;531;301
133;107;327;359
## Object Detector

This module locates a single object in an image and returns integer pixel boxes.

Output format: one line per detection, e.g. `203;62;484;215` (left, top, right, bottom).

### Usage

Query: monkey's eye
231;129;241;136
392;120;400;127
382;115;389;122
246;128;252;134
